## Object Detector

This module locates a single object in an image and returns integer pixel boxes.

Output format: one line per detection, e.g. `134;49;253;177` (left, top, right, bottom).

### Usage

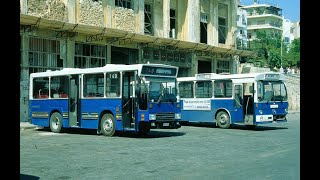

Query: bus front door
122;71;137;130
69;75;79;127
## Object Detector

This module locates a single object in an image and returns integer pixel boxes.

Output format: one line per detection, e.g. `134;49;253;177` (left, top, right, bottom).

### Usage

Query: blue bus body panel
181;110;214;122
254;101;288;124
80;99;121;129
256;102;288;115
30;99;68;128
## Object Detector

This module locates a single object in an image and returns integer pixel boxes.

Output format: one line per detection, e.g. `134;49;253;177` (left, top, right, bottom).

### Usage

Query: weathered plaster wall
114;7;135;33
27;0;68;22
79;0;104;27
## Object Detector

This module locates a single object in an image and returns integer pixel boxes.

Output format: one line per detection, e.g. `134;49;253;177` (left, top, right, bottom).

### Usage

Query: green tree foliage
247;30;300;69
286;38;300;67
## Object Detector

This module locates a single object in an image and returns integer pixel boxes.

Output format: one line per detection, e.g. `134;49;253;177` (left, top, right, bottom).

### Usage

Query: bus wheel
50;112;63;133
216;111;230;129
100;114;116;136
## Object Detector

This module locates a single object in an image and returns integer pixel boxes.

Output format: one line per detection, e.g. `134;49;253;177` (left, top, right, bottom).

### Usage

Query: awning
20;14;255;57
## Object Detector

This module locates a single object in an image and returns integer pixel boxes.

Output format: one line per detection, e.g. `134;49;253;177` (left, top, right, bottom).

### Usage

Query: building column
229;0;237;48
134;0;145;34
20;0;28;14
106;45;111;64
66;39;75;67
75;0;80;23
186;0;200;42
103;0;114;28
213;56;217;73
207;0;214;45
68;0;76;23
153;0;164;37
162;0;170;38
212;0;218;46
176;0;187;40
20;34;29;122
191;54;198;76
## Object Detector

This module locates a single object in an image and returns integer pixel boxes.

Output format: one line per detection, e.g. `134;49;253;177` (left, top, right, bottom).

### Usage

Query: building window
29;37;62;73
218;17;227;44
218;3;228;44
144;4;153;35
284;37;290;43
115;0;132;9
75;43;106;68
242;15;246;25
200;13;208;44
216;60;230;74
170;9;176;38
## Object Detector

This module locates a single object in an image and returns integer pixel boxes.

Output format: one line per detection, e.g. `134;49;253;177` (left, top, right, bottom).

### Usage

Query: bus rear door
233;84;244;123
69;75;80;127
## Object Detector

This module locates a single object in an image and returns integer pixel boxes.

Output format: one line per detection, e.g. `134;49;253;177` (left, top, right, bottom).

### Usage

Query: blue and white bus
177;72;288;128
29;63;181;136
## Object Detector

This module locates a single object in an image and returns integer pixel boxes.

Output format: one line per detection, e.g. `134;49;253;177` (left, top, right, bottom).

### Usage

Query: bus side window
39;88;49;98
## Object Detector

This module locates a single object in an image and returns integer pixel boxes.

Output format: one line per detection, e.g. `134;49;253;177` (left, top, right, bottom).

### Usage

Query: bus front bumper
150;121;181;129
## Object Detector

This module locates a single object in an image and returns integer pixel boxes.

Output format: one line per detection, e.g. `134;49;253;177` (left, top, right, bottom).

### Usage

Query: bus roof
177;72;286;82
30;63;179;78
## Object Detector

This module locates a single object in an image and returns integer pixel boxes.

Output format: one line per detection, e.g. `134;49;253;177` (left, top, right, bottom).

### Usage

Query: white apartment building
282;18;292;45
290;21;300;40
236;4;248;50
241;2;283;40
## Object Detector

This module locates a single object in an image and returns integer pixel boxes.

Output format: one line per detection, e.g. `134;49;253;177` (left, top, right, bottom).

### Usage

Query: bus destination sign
265;74;280;80
141;66;177;77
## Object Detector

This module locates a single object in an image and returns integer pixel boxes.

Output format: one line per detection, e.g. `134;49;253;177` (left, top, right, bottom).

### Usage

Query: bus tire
100;114;116;137
50;112;63;133
216;111;230;129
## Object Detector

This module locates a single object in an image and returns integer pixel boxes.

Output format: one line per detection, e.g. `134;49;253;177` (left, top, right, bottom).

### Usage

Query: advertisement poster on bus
182;99;211;110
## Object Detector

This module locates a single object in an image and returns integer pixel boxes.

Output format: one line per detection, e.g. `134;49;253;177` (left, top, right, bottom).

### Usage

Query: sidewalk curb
20;122;39;130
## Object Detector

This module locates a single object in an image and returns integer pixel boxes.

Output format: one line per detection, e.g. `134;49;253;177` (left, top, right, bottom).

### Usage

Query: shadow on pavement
229;124;288;131
20;174;40;180
117;131;186;138
182;122;288;131
36;127;186;138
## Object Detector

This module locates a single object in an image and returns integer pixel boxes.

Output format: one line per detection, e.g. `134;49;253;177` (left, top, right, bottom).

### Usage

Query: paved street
20;112;300;180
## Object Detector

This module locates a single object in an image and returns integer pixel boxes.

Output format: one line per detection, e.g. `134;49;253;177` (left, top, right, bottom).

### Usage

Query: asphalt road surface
20;112;300;180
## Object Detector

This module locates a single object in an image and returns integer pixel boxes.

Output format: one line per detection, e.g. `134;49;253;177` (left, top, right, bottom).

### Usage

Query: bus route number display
141;66;177;77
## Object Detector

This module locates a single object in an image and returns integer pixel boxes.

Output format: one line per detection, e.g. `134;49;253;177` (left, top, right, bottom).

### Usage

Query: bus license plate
163;123;169;126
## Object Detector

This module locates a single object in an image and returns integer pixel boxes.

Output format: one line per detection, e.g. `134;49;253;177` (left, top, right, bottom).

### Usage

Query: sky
240;0;300;22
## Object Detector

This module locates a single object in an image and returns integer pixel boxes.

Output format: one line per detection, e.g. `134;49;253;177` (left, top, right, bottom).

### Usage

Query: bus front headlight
149;114;156;120
175;113;181;119
259;110;263;115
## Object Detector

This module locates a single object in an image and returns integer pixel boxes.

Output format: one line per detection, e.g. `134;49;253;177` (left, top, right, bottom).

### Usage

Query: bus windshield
257;81;287;102
141;77;177;103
